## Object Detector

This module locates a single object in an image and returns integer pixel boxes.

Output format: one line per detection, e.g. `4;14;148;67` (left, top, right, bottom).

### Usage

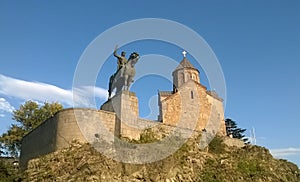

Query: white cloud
270;148;300;157
0;74;107;107
0;114;5;117
0;97;15;113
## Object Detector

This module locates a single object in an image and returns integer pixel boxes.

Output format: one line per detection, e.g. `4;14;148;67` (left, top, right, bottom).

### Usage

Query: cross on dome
182;50;187;58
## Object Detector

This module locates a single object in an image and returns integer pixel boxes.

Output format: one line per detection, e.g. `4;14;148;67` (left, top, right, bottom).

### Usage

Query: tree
225;118;249;144
0;101;63;157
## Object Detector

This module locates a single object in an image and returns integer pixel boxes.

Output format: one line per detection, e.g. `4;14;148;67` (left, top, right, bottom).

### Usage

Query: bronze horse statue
108;52;139;99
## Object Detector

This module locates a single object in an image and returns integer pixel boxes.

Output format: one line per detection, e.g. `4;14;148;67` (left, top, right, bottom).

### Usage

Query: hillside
22;133;300;182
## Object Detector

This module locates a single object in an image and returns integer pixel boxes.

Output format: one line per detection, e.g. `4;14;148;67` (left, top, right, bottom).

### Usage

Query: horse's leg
108;75;114;99
120;66;124;77
108;90;111;99
115;77;123;93
115;79;120;93
127;76;134;90
124;75;129;90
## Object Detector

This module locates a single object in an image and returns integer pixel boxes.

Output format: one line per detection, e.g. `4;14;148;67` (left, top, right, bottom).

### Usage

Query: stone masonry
158;56;226;135
20;54;226;169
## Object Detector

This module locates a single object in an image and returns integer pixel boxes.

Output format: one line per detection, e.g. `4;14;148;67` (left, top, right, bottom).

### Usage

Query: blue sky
0;1;299;166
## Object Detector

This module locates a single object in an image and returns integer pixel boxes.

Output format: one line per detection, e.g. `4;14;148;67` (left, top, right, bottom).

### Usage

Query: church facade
158;55;226;135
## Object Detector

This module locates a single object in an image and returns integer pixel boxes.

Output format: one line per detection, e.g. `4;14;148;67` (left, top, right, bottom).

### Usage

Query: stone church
20;52;226;168
158;54;226;134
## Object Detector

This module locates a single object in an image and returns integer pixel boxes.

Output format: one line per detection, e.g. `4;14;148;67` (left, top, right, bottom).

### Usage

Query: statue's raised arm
113;45;127;70
113;45;120;58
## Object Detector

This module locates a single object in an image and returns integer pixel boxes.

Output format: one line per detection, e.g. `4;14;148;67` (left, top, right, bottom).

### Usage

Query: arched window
186;73;190;81
191;91;194;99
180;73;184;84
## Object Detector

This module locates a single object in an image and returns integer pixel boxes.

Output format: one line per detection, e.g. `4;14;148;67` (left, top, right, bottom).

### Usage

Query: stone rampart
20;108;115;169
20;88;226;169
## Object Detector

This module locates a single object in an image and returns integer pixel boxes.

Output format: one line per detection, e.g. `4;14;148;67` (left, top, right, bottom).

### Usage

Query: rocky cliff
22;133;300;182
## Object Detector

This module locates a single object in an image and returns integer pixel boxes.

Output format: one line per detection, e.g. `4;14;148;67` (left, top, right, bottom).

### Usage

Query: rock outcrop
23;134;300;182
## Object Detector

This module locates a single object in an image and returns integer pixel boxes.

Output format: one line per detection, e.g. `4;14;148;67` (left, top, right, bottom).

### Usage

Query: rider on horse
113;45;127;76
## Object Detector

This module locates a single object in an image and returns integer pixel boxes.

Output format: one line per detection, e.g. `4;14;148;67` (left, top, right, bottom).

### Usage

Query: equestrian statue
108;45;140;99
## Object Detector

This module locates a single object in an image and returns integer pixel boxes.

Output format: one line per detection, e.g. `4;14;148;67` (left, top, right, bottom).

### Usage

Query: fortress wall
20;114;58;169
121;122;142;139
20;108;116;169
55;109;88;149
20;86;226;169
55;108;117;148
71;109;116;144
119;117;202;141
20;105;212;169
121;118;161;140
98;110;116;133
142;121;203;141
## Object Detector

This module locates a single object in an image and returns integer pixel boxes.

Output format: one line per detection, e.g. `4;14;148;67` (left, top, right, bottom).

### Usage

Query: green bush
139;129;159;143
201;170;223;182
0;159;20;181
208;136;226;154
237;159;264;177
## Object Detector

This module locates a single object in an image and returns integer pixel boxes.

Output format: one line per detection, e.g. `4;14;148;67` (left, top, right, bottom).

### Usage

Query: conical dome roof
173;57;199;73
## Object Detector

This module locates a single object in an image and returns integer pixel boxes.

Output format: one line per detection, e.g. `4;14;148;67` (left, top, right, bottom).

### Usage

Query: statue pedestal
100;91;140;139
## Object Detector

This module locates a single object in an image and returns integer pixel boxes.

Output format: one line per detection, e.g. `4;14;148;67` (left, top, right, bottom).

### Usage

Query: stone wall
20;113;58;169
20;86;226;169
55;109;87;149
20;105;161;169
206;93;226;135
160;92;181;126
66;109;116;145
20;108;116;169
160;80;226;135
